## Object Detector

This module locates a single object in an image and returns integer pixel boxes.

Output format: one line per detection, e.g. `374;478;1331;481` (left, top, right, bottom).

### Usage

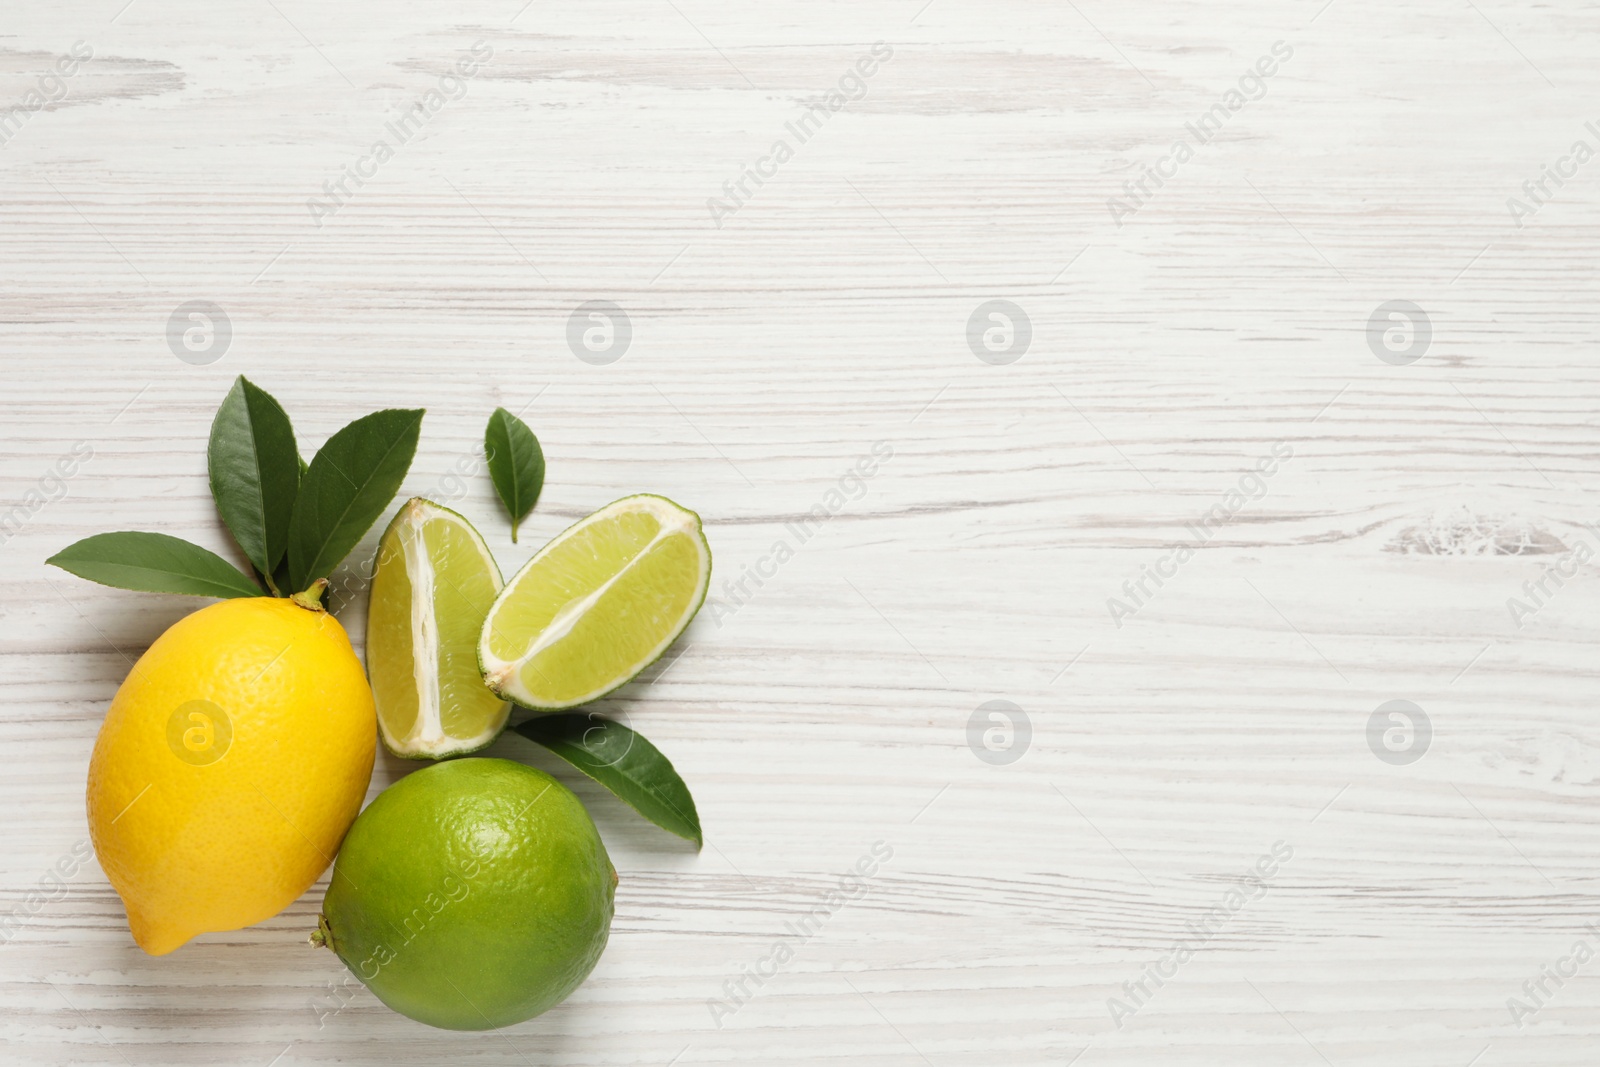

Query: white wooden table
4;1;1598;1063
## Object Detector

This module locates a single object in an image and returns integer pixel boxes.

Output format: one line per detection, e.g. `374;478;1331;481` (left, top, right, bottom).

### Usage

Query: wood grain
3;0;1598;1063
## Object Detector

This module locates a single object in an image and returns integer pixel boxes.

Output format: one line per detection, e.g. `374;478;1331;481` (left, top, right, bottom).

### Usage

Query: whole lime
314;758;616;1030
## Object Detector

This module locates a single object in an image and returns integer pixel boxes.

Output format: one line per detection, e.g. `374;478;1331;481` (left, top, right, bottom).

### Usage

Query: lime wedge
479;494;711;710
368;498;509;758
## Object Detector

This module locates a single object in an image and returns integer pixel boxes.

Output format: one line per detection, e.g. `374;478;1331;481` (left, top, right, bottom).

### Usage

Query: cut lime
479;494;711;710
367;498;509;758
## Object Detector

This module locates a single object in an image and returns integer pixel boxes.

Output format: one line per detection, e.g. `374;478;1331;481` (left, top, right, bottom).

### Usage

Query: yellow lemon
86;591;375;955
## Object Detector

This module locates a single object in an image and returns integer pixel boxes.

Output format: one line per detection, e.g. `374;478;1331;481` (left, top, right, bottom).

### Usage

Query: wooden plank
2;0;1597;1062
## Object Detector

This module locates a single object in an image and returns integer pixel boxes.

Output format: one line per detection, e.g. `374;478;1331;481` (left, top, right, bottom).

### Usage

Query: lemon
86;589;375;955
367;499;509;758
314;758;615;1030
479;494;710;710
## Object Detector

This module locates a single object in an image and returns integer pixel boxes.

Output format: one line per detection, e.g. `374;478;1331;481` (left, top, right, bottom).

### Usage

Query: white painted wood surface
3;1;1598;1063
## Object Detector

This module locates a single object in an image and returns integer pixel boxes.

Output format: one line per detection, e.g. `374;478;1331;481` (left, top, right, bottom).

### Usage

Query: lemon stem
290;579;330;613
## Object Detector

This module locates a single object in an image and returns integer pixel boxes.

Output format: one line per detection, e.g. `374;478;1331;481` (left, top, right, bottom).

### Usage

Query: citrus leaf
208;376;300;587
485;407;544;543
286;409;423;594
270;556;292;599
514;714;701;847
48;532;263;599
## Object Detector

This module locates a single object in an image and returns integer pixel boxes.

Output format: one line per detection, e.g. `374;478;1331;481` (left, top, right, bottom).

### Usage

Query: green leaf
208;377;300;588
48;532;263;599
270;556;292;598
286;408;423;594
515;714;701;847
485;407;545;543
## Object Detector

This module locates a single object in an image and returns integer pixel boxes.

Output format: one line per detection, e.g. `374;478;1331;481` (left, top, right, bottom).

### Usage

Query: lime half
479;494;710;710
368;498;509;758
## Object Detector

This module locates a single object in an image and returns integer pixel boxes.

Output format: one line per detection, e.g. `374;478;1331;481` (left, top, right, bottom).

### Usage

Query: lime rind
477;494;711;711
368;498;510;758
316;758;615;1030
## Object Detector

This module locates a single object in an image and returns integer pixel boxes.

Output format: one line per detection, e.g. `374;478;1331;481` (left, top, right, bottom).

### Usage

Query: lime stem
290;578;330;613
310;914;333;949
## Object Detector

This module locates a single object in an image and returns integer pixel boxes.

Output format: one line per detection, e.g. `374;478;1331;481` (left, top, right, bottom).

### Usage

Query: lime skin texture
317;758;616;1030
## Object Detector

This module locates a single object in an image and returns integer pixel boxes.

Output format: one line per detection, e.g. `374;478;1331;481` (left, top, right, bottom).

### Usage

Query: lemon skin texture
317;758;616;1030
86;596;376;956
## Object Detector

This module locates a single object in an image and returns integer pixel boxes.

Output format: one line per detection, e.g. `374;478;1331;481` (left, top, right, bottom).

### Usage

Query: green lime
368;498;509;758
479;494;710;709
314;758;616;1030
